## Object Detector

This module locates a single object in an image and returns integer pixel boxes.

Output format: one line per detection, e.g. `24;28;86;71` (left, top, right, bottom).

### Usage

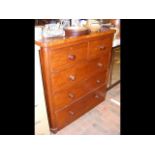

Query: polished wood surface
36;29;115;133
53;71;107;111
88;35;113;60
49;42;88;72
64;27;90;37
55;86;107;130
51;61;88;93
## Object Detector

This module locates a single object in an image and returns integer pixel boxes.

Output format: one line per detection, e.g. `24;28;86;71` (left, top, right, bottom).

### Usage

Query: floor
52;83;120;135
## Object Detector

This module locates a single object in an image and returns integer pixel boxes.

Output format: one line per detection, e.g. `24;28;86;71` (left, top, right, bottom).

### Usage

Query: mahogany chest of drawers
36;30;115;133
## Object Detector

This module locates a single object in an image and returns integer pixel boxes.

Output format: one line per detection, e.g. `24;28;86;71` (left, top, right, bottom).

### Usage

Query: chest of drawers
36;30;115;133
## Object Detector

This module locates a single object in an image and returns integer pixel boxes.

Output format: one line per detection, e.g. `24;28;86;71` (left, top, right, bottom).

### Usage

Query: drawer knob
69;111;74;115
69;75;76;81
95;94;100;99
99;45;105;50
68;93;75;98
68;54;76;61
97;62;103;67
96;80;101;83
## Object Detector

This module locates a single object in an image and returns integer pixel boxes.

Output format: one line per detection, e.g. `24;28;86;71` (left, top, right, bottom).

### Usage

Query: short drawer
87;56;111;76
49;42;88;72
55;86;106;130
53;71;107;111
88;35;113;60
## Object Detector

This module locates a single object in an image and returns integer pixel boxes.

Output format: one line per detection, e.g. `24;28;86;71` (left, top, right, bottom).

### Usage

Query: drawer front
49;43;88;72
88;36;113;60
53;71;107;111
55;86;106;129
51;62;88;93
51;57;108;93
87;55;111;76
51;56;109;93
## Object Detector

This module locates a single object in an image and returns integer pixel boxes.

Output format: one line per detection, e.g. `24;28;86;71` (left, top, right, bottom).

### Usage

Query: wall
35;45;50;135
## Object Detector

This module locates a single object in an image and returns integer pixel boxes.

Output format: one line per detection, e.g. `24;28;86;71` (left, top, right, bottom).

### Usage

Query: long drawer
55;86;107;130
53;71;108;111
51;57;109;93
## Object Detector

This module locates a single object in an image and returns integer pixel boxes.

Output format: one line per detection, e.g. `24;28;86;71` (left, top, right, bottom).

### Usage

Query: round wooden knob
68;55;76;60
99;45;105;50
68;75;76;81
97;62;103;67
68;93;75;98
96;80;101;83
95;94;100;99
69;111;74;115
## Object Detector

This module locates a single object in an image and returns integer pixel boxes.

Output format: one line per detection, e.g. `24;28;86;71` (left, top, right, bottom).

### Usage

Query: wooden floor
52;84;120;135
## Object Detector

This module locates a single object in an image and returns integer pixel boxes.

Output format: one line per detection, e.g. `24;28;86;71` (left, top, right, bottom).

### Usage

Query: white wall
35;45;50;135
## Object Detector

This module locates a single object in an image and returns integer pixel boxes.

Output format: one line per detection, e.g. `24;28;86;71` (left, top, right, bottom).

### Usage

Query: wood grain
36;29;115;133
55;86;107;130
